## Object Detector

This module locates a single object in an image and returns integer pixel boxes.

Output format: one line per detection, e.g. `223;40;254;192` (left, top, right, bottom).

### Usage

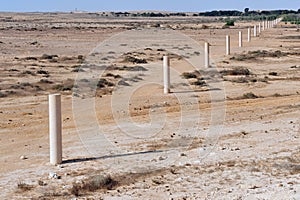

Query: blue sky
0;0;299;12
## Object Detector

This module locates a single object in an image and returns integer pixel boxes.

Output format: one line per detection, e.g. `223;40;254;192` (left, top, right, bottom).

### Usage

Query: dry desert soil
0;12;300;199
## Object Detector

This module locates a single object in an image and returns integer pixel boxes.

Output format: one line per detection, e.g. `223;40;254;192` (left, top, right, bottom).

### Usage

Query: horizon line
0;8;298;13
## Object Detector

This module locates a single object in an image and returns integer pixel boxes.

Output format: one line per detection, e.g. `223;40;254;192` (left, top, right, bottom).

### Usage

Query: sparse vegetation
241;92;260;99
37;70;49;75
71;175;118;196
117;65;147;71
97;78;114;88
230;50;288;61
0;92;7;98
181;71;207;86
71;67;85;72
39;79;53;84
21;70;36;76
41;54;58;60
123;56;147;64
17;182;33;192
191;79;207;86
105;73;122;78
269;72;278;76
118;79;130;86
225;19;235;26
282;14;300;24
52;79;74;91
220;67;251;76
182;72;198;79
273;93;282;97
201;24;209;29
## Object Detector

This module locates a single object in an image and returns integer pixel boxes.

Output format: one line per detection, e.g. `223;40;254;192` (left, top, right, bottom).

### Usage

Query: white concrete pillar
278;18;282;23
254;25;257;37
239;31;243;47
226;35;230;55
248;27;251;42
262;21;265;30
258;23;261;33
204;42;210;68
163;56;170;94
49;94;62;165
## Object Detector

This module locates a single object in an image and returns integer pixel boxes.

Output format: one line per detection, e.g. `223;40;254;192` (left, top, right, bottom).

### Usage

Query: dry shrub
220;67;250;76
241;92;259;99
191;79;207;86
268;71;278;76
117;65;147;71
182;72;197;79
97;78;114;88
17;182;33;192
71;175;118;196
123;56;147;64
230;50;288;61
0;92;7;98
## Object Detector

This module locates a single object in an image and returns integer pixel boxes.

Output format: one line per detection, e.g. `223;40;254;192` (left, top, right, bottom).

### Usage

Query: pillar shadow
172;88;221;94
62;150;164;164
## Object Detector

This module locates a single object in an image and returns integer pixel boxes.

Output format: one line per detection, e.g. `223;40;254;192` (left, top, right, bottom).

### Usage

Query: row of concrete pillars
49;18;281;165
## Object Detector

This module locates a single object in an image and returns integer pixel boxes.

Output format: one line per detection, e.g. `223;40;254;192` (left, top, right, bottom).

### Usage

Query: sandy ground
0;13;300;199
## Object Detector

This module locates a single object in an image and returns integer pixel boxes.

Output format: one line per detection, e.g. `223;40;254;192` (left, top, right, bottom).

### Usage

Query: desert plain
0;12;300;199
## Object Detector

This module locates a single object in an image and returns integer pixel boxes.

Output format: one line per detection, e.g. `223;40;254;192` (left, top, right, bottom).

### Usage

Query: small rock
185;163;192;167
193;160;201;164
38;180;48;186
159;156;167;161
20;155;27;160
49;172;60;179
62;185;72;189
249;185;260;189
152;178;162;185
75;180;83;184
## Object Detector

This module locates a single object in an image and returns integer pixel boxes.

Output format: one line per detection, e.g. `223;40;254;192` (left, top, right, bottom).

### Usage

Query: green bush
225;20;235;26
